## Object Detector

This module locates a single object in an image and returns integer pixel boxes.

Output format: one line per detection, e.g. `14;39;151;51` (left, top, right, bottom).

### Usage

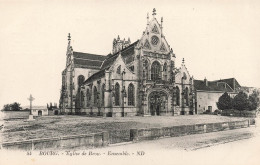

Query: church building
59;9;195;117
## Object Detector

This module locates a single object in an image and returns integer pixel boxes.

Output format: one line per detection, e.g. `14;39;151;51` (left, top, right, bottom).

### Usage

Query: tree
248;90;260;110
3;104;11;111
217;92;233;110
2;102;22;111
233;91;248;111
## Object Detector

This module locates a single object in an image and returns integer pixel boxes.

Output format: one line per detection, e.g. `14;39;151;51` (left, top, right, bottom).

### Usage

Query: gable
139;18;170;53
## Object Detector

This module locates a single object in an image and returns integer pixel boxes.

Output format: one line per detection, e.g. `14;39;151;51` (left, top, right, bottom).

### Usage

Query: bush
233;92;248;111
2;102;22;111
214;109;222;115
248;90;260;110
217;92;233;110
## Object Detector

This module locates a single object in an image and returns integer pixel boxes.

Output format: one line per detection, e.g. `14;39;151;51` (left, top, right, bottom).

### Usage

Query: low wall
1;133;109;151
0;119;255;150
130;119;254;142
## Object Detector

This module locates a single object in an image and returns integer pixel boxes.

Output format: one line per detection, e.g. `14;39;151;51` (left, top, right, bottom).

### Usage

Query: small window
130;66;134;72
117;65;121;74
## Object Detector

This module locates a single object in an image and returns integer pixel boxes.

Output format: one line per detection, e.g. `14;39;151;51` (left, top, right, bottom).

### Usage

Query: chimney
204;77;208;86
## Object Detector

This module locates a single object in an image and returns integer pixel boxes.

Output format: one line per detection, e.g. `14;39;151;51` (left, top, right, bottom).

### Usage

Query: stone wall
130;119;254;142
0;119;255;150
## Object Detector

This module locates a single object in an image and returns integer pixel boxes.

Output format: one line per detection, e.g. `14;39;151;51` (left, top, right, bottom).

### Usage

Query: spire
147;13;149;25
152;8;156;17
128;37;131;43
182;58;185;64
117;35;120;41
161;17;163;28
68;33;71;41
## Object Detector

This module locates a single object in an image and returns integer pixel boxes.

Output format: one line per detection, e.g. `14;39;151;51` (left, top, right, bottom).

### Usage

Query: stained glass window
176;86;180;106
102;84;105;106
115;83;120;106
128;83;135;106
151;61;161;81
94;86;98;106
151;36;159;45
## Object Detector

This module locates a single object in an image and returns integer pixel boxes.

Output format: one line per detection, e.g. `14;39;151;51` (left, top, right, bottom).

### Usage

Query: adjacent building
194;78;241;114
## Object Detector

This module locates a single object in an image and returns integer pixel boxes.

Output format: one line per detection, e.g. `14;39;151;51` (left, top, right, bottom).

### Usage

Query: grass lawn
0;115;249;143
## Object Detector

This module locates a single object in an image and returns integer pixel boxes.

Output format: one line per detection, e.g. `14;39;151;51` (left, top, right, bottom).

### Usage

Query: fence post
203;124;207;133
31;140;34;151
102;131;109;146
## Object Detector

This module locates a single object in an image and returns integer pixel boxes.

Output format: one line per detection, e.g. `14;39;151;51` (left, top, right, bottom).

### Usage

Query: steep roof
73;51;107;69
101;40;139;69
84;40;139;84
213;78;241;90
194;80;234;92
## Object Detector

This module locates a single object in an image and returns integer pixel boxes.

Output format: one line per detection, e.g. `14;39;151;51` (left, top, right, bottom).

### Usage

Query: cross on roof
152;8;156;16
68;33;71;41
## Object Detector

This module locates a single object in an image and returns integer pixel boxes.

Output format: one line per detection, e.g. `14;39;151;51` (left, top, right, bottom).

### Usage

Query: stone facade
59;9;195;117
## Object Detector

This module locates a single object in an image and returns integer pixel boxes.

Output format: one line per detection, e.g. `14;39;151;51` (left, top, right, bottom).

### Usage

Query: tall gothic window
163;62;167;81
78;75;85;86
115;83;120;106
185;87;189;106
151;61;161;81
80;91;84;108
102;84;105;106
86;89;90;107
128;83;135;106
94;86;98;106
176;86;180;106
144;60;149;79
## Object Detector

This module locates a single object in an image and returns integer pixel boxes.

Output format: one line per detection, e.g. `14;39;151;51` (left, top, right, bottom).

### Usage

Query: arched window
144;60;149;79
176;86;180;106
115;83;120;106
86;89;90;107
163;62;167;81
185;87;189;106
80;91;84;107
93;86;98;106
151;61;161;81
102;84;105;106
116;65;121;74
78;75;85;86
128;83;135;106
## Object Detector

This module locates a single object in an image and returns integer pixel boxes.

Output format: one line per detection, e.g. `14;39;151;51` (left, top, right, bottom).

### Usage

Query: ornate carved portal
148;91;167;116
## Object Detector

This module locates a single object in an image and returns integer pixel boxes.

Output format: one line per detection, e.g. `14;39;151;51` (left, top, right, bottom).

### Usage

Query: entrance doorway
149;91;167;116
38;110;42;116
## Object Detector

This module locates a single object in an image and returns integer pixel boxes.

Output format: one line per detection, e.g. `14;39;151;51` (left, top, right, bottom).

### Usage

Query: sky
0;0;260;108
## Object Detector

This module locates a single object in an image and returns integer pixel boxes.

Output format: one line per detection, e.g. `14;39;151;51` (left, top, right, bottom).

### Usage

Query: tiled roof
73;51;107;68
194;80;234;92
101;40;139;69
213;78;241;90
84;40;139;84
84;69;106;84
73;59;104;68
73;52;107;61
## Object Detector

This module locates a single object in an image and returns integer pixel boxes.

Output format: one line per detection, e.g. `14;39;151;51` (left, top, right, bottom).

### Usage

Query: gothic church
59;9;195;117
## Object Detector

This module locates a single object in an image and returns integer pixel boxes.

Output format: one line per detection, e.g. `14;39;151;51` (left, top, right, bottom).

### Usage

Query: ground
0;113;251;143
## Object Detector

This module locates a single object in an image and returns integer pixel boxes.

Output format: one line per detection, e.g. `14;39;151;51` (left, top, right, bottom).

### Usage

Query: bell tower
112;35;131;54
